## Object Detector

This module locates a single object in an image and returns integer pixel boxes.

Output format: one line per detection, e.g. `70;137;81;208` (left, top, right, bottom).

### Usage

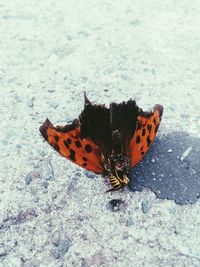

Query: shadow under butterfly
130;132;200;205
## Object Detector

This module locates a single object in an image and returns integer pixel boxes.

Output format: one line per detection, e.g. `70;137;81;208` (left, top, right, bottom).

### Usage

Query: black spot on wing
142;129;146;136
69;149;76;161
147;136;151;147
75;140;82;148
82;157;88;161
82;163;87;167
147;124;152;133
85;144;92;153
63;140;70;149
67;138;72;144
136;135;140;144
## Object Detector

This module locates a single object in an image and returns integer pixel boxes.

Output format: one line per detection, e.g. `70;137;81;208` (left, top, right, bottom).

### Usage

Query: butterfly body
103;130;131;191
40;94;163;192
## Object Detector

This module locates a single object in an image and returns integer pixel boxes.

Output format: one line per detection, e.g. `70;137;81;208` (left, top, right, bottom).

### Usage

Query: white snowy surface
0;0;200;266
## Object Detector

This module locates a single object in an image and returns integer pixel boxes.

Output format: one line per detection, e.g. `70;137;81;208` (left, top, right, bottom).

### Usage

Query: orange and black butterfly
40;93;163;192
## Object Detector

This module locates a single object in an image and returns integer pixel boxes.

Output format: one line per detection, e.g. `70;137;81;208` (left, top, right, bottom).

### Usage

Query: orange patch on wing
40;119;104;174
129;105;163;167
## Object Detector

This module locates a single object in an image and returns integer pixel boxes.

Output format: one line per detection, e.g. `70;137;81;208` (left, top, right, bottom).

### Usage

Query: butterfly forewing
40;119;104;174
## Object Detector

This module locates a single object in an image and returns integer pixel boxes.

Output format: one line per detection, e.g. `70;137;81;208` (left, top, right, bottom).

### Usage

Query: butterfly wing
129;104;163;167
40;119;104;174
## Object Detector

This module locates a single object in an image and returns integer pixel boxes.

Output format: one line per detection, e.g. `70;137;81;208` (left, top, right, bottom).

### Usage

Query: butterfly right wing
129;104;163;167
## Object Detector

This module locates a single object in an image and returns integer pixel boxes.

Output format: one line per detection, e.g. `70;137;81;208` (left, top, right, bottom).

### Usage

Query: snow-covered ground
0;0;200;266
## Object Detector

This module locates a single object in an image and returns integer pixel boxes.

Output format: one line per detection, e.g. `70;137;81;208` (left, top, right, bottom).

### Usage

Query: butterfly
40;93;163;192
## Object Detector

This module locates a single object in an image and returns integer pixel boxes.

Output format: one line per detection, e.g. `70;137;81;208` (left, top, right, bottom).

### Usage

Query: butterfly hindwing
129;104;163;167
40;119;104;174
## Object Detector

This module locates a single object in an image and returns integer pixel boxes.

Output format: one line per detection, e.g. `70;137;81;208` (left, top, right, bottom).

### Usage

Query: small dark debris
107;199;125;212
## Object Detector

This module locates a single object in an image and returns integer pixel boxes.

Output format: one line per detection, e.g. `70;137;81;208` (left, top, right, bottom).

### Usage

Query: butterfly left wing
40;119;104;174
129;104;163;167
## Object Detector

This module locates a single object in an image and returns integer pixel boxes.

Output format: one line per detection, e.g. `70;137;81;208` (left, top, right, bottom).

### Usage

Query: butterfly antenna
84;91;91;106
